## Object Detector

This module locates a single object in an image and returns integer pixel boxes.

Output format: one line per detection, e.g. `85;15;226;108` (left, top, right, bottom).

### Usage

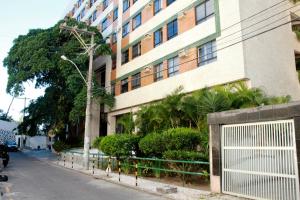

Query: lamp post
61;55;87;86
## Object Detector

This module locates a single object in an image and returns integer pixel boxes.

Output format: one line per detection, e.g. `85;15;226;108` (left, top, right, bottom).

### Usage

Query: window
132;13;141;30
103;0;109;10
123;0;130;12
198;40;217;65
81;8;85;18
167;19;178;40
132;42;141;59
168;56;179;77
88;16;92;24
112;32;117;44
113;7;118;21
154;28;163;47
90;0;97;7
92;10;97;21
121;78;128;93
154;63;164;81
102;18;109;31
112;57;117;69
76;15;81;22
167;0;176;6
196;0;214;24
122;22;130;37
154;0;162;15
78;0;82;7
122;49;129;64
111;83;116;96
133;0;138;4
131;73;141;90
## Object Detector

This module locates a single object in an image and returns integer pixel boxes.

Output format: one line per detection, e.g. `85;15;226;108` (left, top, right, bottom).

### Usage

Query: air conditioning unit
144;33;151;39
179;49;188;57
178;11;186;20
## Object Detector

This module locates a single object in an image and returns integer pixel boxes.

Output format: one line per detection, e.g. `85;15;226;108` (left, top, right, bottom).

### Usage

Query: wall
239;0;300;100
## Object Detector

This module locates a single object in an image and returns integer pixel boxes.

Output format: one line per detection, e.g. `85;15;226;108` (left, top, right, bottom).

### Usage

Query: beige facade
66;0;300;140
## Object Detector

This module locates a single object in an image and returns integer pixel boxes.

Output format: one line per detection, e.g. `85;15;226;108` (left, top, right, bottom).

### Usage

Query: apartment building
66;0;300;140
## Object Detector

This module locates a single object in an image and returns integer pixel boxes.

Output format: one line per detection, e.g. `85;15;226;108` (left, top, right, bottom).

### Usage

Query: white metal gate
222;119;300;200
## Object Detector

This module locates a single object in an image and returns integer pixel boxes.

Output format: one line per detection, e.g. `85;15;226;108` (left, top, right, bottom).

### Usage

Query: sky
0;0;73;121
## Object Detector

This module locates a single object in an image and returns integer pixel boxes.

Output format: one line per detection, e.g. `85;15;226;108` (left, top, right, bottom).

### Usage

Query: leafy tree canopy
3;18;114;136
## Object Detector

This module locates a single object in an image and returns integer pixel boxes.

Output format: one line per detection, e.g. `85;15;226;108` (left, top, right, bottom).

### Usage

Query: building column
90;99;100;143
209;124;221;193
107;114;116;135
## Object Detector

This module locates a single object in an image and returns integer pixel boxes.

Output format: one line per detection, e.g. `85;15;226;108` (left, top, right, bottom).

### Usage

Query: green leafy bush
92;136;104;149
163;150;208;161
52;140;70;152
139;128;202;157
100;134;140;157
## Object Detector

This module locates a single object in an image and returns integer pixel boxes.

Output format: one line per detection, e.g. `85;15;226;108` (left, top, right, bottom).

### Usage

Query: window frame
132;42;141;59
121;49;129;64
122;22;130;38
195;0;215;24
153;0;162;15
102;18;109;31
113;7;118;21
154;63;164;82
132;13;142;30
167;19;178;40
92;10;97;21
154;28;163;47
121;78;129;93
131;72;141;90
103;0;109;11
198;40;217;66
166;0;176;6
167;56;179;77
123;0;130;12
112;32;117;44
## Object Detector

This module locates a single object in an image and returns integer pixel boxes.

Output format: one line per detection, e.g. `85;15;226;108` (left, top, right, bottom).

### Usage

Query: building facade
65;0;300;140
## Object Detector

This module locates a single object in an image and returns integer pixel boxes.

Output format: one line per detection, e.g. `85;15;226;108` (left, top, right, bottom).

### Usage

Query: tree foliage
0;109;12;122
3;18;114;136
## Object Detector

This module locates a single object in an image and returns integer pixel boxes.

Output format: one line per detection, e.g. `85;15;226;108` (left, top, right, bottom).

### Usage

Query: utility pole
60;23;96;170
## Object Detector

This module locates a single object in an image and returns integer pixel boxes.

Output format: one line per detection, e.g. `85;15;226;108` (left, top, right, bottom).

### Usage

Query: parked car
5;141;18;152
0;145;9;167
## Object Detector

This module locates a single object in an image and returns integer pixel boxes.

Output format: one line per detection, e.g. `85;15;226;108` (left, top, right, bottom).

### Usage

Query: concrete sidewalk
23;150;244;200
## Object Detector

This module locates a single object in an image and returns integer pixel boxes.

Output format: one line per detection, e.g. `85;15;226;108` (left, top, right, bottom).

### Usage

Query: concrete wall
239;0;300;100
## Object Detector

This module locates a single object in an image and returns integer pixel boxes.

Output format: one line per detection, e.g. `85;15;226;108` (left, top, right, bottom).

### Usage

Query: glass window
121;78;128;93
198;40;217;66
88;16;92;24
154;28;162;47
167;19;178;40
132;42;141;59
111;83;116;96
78;0;82;7
154;0;161;15
122;49;129;64
80;8;85;18
102;18;109;31
92;10;97;21
112;32;117;44
90;0;97;7
196;0;215;24
133;0;138;4
132;13;141;30
76;15;81;22
123;0;130;12
113;7;118;21
154;63;164;81
122;22;130;37
167;0;176;6
103;0;109;10
131;73;141;90
168;56;179;77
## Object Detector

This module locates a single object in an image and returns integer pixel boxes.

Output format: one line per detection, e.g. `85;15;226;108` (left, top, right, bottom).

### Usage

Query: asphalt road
1;152;165;200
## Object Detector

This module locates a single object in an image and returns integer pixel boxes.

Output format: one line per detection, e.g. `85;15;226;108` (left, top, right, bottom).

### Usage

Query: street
1;152;165;200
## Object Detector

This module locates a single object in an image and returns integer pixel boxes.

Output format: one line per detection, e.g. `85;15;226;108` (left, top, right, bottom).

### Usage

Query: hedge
92;136;104;149
139;128;202;157
100;134;140;157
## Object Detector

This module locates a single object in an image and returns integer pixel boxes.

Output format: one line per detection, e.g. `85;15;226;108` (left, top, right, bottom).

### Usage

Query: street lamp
61;55;88;86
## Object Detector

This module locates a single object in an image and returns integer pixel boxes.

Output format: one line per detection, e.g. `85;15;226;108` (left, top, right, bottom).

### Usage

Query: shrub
138;132;166;157
92;136;103;149
139;128;202;157
52;140;70;152
100;134;141;157
163;150;208;161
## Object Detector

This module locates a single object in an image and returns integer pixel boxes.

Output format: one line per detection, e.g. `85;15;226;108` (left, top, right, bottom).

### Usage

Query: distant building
65;0;300;140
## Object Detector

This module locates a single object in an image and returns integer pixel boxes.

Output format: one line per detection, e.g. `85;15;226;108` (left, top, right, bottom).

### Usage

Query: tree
3;18;114;137
0;109;12;122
